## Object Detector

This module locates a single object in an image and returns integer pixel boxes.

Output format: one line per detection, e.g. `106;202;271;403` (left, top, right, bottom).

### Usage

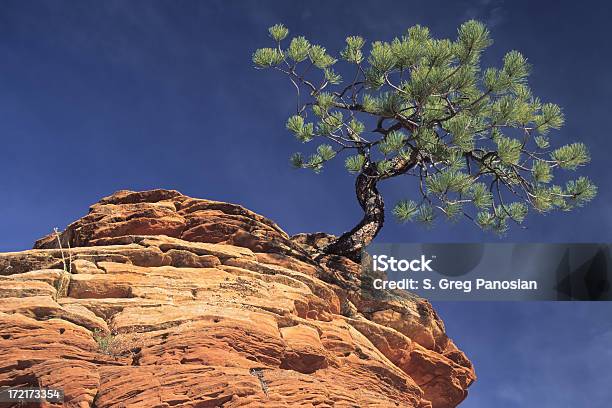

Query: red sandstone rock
0;189;474;407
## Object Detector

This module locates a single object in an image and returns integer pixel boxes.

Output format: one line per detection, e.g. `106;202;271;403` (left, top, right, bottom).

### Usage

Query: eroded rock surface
0;189;475;407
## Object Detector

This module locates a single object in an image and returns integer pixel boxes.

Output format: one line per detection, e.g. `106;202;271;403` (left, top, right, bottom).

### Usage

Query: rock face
0;190;475;407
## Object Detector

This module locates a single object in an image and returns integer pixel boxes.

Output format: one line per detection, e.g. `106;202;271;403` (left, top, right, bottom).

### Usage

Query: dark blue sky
0;1;610;406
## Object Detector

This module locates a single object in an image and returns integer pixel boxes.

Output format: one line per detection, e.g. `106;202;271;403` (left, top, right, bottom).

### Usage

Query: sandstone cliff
0;189;475;407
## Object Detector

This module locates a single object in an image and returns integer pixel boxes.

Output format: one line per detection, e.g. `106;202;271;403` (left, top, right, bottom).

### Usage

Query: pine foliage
254;20;596;234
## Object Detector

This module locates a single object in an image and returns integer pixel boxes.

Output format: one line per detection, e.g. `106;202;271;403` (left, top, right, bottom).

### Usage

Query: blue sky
0;1;610;406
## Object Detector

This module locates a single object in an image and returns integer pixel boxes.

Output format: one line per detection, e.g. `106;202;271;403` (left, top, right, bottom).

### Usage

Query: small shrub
93;330;120;356
93;330;142;359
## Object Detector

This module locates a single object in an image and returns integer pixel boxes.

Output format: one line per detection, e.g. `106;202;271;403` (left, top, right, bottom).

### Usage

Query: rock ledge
0;189;474;407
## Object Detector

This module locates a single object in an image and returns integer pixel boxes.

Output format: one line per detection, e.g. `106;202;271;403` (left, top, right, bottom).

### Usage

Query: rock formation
0;189;475;407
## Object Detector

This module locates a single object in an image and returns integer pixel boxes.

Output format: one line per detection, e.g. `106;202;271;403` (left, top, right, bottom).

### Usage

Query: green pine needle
345;155;365;173
268;24;289;42
393;200;418;222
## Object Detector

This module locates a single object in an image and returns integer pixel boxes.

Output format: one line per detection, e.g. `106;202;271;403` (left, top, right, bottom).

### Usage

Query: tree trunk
323;164;384;262
322;150;418;262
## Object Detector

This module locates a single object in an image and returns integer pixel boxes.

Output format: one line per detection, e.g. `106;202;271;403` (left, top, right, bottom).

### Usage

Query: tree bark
323;164;384;262
322;151;418;262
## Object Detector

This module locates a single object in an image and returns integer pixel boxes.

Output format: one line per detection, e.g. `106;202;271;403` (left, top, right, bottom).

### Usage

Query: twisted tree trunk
323;152;418;262
323;164;384;262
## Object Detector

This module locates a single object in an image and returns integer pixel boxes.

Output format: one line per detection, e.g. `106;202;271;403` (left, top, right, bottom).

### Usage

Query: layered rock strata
0;189;474;407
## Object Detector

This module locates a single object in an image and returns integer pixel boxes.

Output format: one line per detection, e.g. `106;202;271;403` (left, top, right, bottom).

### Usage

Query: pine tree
253;21;597;261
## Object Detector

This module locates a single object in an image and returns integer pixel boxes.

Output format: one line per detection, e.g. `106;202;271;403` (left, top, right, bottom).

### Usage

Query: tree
253;21;597;261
